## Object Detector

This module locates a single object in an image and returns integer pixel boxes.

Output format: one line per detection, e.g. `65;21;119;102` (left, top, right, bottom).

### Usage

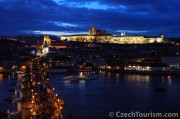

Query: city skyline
0;0;180;37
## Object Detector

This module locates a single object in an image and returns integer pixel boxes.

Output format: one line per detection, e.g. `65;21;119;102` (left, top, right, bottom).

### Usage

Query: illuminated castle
61;25;112;42
88;25;107;35
60;26;164;44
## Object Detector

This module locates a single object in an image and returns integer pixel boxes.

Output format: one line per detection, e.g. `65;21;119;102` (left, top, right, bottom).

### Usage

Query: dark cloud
0;0;179;37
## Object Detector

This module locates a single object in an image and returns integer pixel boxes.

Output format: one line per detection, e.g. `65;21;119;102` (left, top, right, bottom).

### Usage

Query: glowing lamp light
21;66;26;70
56;94;58;97
60;106;62;109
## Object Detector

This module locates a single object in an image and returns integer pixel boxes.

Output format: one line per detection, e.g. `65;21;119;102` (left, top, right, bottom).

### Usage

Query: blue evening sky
0;0;179;37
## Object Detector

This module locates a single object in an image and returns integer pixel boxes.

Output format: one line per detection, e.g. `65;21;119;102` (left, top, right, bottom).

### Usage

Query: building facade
60;26;164;44
60;26;113;43
43;35;51;45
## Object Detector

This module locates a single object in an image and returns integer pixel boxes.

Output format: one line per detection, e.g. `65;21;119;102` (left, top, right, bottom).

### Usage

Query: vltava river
0;72;180;119
49;72;180;119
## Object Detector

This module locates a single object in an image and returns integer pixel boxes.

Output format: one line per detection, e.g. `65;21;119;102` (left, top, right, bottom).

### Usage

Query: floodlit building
42;35;51;56
43;35;51;46
125;62;169;71
110;36;147;44
60;26;164;44
60;25;113;43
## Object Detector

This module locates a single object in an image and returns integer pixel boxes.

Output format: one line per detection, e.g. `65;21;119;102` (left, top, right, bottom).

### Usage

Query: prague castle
60;25;113;43
60;25;164;44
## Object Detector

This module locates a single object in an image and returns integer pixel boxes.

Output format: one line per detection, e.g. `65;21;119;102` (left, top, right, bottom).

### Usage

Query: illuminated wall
96;35;113;43
60;27;164;44
44;35;51;45
147;37;163;43
61;35;96;42
110;36;147;44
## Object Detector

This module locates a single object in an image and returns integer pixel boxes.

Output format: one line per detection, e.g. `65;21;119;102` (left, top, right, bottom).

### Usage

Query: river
0;72;180;119
49;72;180;119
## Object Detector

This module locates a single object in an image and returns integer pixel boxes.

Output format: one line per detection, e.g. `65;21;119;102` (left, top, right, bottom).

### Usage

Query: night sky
0;0;180;37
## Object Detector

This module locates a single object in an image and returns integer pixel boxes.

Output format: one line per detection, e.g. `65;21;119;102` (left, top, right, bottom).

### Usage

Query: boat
63;75;97;82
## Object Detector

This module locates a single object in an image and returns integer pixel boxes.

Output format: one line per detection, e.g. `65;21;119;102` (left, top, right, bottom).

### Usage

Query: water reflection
107;72;111;80
124;74;150;83
0;74;3;80
0;74;10;82
78;80;86;90
161;76;165;83
99;70;106;79
50;73;180;118
167;75;172;85
116;74;120;83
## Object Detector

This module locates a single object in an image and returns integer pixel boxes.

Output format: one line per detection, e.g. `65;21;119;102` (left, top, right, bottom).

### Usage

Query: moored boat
63;75;97;82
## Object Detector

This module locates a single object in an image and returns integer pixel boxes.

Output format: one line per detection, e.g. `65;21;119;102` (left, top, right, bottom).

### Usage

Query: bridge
19;57;65;119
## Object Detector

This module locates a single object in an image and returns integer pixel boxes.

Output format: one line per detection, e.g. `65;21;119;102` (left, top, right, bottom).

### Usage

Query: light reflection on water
0;74;16;112
48;72;180;119
116;74;120;83
167;75;172;85
0;73;179;119
124;74;150;83
107;72;111;80
0;74;3;80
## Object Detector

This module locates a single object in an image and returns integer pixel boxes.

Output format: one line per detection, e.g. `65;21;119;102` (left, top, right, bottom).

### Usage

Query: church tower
92;25;96;35
42;35;51;56
43;35;51;46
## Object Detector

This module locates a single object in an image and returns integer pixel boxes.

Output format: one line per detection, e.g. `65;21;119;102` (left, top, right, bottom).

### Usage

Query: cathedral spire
92;25;96;35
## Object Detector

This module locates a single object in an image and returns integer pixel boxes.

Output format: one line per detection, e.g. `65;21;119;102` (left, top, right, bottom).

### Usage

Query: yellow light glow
108;66;111;69
0;74;2;80
79;72;83;76
21;66;26;70
116;74;120;79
